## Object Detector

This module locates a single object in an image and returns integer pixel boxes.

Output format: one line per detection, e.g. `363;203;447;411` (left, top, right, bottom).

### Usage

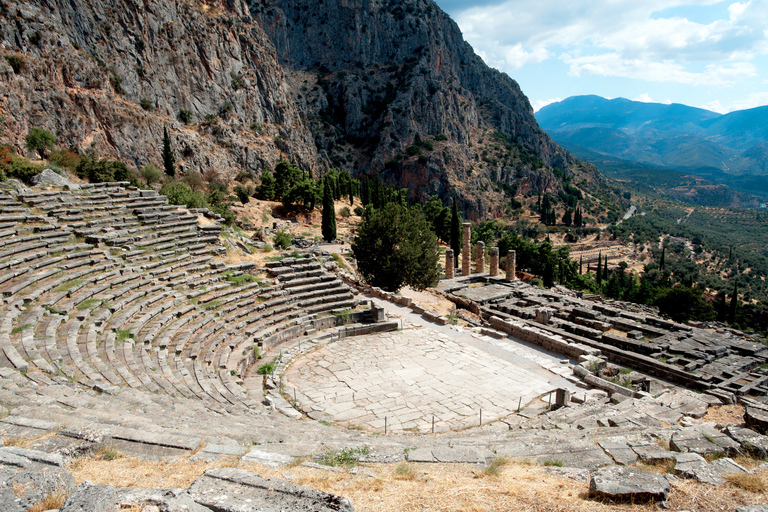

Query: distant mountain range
536;95;768;198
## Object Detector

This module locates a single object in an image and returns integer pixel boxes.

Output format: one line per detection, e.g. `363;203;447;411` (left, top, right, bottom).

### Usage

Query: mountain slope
0;0;318;175
252;0;592;217
1;0;600;220
537;96;768;196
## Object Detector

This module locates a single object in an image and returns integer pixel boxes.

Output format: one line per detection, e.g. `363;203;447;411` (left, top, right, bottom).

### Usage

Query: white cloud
701;100;727;113
532;98;562;111
454;0;768;85
634;94;655;103
725;91;768;111
564;53;756;85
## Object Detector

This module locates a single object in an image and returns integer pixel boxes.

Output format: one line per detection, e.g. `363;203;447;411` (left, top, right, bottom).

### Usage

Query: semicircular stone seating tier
0;184;360;413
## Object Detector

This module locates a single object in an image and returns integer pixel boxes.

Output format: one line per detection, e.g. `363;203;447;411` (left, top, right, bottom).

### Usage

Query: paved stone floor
285;302;582;433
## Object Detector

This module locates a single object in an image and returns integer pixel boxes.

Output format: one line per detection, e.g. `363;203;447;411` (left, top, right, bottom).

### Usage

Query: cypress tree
659;246;666;275
717;291;727;323
361;176;370;206
579;255;583;275
729;279;738;324
321;178;336;242
603;255;609;282
596;252;602;284
563;209;572;226
162;126;175;177
450;193;460;267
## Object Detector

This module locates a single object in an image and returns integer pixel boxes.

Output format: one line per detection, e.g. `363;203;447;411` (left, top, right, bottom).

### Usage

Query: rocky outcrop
1;0;597;219
253;0;589;218
0;0;318;175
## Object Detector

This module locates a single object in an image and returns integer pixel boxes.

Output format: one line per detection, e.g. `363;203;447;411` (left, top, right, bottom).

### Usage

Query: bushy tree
274;161;303;200
234;184;253;204
140;163;163;185
654;286;715;323
25;127;56;158
75;153;130;183
283;179;318;211
159;181;207;209
352;203;440;292
322;178;336;242
255;167;276;199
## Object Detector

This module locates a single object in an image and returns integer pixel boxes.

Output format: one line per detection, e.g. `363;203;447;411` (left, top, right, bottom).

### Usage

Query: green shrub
353;206;364;216
435;134;448;141
406;145;421;156
160;181;207;209
178;109;193;124
139;98;154;111
339;206;350;218
49;149;80;171
230;71;246;91
139;163;163;185
5;55;25;74
25;127;56;158
273;230;292;249
75;153;131;183
256;362;275;374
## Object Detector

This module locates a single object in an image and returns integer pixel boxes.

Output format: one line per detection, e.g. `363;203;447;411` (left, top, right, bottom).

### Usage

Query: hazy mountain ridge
537;96;768;196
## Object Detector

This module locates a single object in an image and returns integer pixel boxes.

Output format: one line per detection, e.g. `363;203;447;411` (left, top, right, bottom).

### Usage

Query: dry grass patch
28;489;69;512
724;473;766;492
701;404;744;425
65;454;768;512
636;459;676;475
394;462;416;480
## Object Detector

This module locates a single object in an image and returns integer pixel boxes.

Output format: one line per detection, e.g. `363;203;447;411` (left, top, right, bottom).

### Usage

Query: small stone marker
555;388;570;408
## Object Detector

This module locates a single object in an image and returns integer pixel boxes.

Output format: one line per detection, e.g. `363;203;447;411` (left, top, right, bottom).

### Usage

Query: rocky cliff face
0;0;318;176
252;0;585;218
1;0;592;218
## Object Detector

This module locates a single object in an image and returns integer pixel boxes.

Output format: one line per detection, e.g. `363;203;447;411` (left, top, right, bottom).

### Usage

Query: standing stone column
506;250;516;281
445;249;454;279
461;222;471;276
489;248;499;277
475;241;485;274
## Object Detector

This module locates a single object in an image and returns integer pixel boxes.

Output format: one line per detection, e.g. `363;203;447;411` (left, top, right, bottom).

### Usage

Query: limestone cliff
0;0;318;175
1;0;596;219
252;0;588;218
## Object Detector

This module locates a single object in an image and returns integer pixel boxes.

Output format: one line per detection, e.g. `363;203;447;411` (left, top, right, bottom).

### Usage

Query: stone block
186;467;354;512
60;482;118;512
589;466;670;502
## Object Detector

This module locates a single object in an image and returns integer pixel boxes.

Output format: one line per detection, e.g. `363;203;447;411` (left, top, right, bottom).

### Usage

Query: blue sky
433;0;768;113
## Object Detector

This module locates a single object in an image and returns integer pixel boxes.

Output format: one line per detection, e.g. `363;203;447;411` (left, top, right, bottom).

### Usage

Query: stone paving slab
406;446;493;464
495;439;612;470
285;317;579;433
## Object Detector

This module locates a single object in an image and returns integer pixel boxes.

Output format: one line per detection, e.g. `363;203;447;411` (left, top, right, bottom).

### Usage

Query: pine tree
729;279;738;324
450;193;461;267
162;126;175;177
321;178;337;242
